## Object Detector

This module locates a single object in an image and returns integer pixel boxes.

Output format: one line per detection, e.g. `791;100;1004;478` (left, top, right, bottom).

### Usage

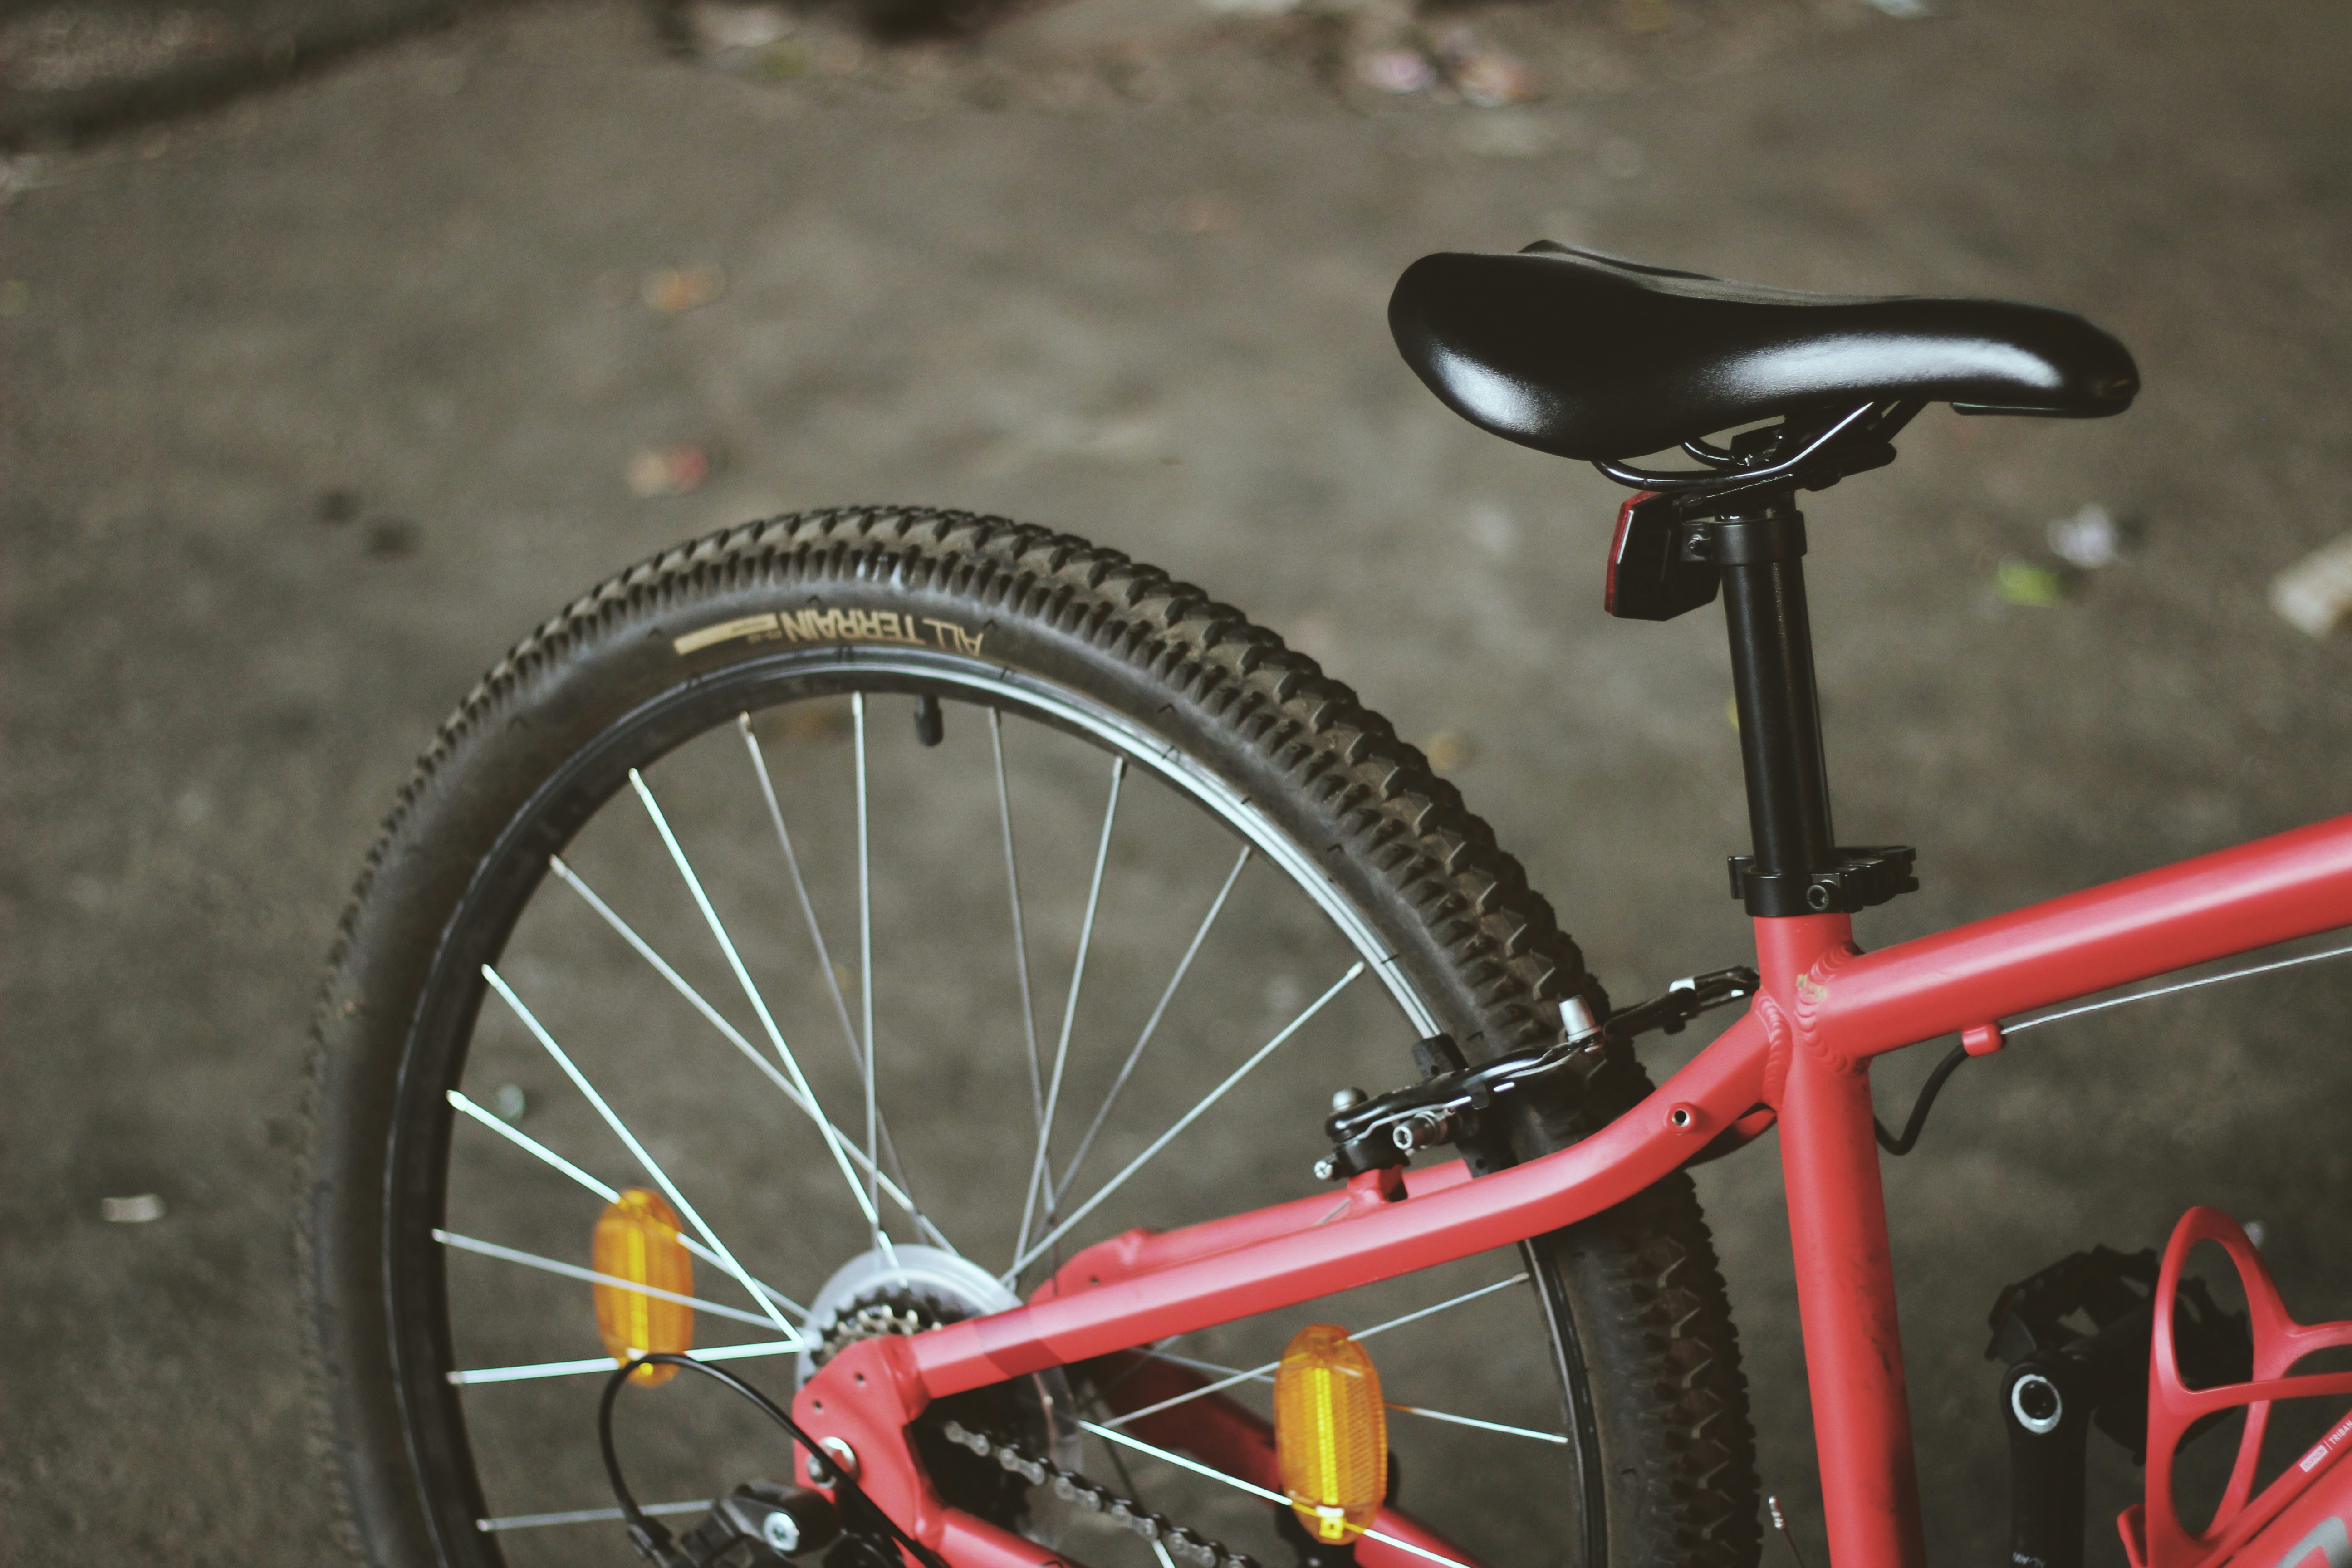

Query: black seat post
1710;498;1840;916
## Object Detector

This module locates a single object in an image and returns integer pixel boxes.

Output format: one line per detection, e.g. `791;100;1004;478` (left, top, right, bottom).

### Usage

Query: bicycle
299;242;2352;1568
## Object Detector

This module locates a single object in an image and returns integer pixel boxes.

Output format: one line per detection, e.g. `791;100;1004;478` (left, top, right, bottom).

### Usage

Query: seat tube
1717;495;1925;1568
1761;918;1928;1568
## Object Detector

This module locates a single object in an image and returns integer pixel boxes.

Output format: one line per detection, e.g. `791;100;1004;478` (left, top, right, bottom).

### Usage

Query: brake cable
598;1353;951;1568
1873;1043;1968;1156
1874;933;2352;1156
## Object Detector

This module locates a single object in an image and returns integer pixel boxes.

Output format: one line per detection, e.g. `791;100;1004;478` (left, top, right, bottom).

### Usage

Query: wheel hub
796;1245;1028;1381
795;1246;1080;1530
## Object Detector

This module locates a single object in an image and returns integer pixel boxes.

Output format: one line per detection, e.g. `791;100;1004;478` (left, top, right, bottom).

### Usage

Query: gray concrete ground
6;0;2352;1563
0;0;519;145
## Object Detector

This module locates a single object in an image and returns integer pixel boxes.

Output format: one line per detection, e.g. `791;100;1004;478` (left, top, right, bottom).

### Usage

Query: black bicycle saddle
1389;244;2140;462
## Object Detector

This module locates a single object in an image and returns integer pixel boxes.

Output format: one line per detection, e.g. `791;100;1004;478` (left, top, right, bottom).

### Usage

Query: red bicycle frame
793;813;2352;1568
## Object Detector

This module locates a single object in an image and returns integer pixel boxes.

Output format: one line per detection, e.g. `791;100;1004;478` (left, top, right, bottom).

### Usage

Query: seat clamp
1728;845;1919;916
1682;511;1808;567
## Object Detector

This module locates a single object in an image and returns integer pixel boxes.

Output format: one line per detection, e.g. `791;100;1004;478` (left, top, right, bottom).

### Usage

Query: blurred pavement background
5;0;2352;1562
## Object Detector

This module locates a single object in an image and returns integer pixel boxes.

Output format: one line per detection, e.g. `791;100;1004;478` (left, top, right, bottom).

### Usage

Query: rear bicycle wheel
299;508;1759;1568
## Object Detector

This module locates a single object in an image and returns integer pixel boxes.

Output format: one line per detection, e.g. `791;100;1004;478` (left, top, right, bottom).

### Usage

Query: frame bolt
2011;1372;2063;1435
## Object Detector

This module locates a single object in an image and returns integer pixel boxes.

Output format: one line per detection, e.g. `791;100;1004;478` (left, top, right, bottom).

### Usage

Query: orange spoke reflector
592;1188;695;1387
1274;1323;1387;1544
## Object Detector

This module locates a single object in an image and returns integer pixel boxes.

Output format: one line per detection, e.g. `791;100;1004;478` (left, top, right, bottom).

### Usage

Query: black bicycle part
1984;1246;2254;1568
1592;401;1919;505
1986;1246;2252;1457
1871;1042;1969;1156
596;1353;940;1568
1388;244;2136;462
2000;1353;2093;1568
1589;411;1926;918
934;1417;1258;1568
1318;966;1760;1178
1604;492;1720;623
1603;967;1762;1039
1729;847;1919;919
1392;245;2140;924
1719;499;1836;915
1272;1505;1360;1568
671;1484;842;1568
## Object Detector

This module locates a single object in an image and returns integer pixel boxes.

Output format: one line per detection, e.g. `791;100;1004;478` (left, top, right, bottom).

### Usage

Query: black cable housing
598;1353;951;1568
1873;1042;1970;1156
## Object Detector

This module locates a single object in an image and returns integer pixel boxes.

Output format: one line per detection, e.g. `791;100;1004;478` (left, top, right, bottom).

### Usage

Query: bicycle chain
936;1420;1264;1568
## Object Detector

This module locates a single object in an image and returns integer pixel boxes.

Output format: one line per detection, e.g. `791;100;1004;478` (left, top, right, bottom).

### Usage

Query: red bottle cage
2124;1209;2352;1568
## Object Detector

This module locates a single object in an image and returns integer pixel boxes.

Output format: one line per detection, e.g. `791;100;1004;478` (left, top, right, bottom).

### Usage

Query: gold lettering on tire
673;609;986;657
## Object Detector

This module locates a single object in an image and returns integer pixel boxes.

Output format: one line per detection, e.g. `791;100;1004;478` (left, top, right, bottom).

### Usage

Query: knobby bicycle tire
298;506;1760;1568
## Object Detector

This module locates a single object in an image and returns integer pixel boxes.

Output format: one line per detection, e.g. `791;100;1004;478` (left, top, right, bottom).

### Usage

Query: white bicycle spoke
1014;754;1126;1272
1348;1273;1530;1343
1100;1274;1530;1430
1080;1417;1286;1506
1009;960;1367;1282
1078;1421;1473;1568
1145;1349;1265;1382
627;770;883;1236
1112;1347;1561;1442
736;716;931;1240
481;965;802;1344
545;855;955;1255
446;1089;810;1318
1102;1360;1270;1428
737;714;864;1068
433;1229;780;1333
1383;1404;1568;1445
1055;844;1252;1206
990;708;1048;1147
852;693;890;1263
449;1088;620;1203
478;1501;709;1533
448;1339;798;1387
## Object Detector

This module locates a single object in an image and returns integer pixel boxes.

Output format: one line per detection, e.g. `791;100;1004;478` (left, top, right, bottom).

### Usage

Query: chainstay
936;1420;1265;1568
